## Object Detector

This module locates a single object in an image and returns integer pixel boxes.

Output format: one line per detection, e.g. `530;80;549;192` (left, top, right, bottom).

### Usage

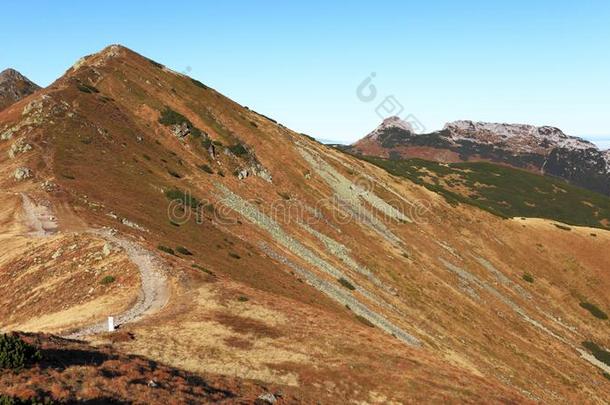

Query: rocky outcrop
0;69;41;111
14;167;33;181
350;117;610;195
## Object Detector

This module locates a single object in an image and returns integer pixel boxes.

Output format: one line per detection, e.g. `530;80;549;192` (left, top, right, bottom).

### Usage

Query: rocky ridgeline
353;117;610;195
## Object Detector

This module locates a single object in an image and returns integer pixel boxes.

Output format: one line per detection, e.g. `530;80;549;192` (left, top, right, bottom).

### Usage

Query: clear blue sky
2;1;609;148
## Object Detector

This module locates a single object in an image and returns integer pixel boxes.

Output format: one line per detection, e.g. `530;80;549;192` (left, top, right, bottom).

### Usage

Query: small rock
102;243;112;257
41;180;57;192
256;393;277;404
147;380;158;388
14;167;33;181
51;249;63;260
237;169;249;180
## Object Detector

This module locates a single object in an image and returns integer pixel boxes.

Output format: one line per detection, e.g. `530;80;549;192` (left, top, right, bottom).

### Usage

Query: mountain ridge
1;44;610;403
351;116;610;195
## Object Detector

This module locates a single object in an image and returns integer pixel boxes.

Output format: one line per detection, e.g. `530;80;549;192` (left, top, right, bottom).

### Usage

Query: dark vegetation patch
198;164;214;174
228;252;241;260
158;107;188;126
355;314;375;328
167;169;182;179
0;334;41;371
338;277;356;291
76;82;100;94
175;246;193;256
522;273;534;283
157;245;175;255
580;302;608;320
582;341;610;366
192;264;214;276
148;58;164;69
100;275;116;285
164;189;201;209
191;78;208;89
228;143;249;156
356;156;610;229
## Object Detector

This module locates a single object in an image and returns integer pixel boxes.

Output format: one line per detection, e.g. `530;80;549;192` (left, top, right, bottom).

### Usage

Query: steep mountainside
0;69;41;111
1;45;610;403
350;117;610;195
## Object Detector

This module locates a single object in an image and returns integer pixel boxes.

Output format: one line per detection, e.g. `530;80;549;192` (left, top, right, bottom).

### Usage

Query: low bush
192;264;214;275
229;252;241;259
0;334;41;371
167;169;182;179
582;341;610;366
157;245;175;255
237;296;249;302
191;78;208;89
164;189;201;209
158;107;188;126
228;143;249;156
100;275;116;285
176;246;193;256
76;83;99;94
198;164;214;174
355;314;375;328
522;273;534;283
580;302;608;320
338;277;356;291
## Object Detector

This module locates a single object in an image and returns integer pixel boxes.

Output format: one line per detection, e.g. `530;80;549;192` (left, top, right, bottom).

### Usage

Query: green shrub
167;169;182;179
582;341;610;366
237;296;249;302
158;108;188;126
76;83;99;94
192;264;214;275
164;189;201;209
157;245;175;255
0;395;55;405
338;277;356;291
148;58;164;69
228;143;249;156
580;302;608;320
0;334;41;371
198;164;214;174
100;275;116;285
176;246;193;256
522;273;534;283
277;191;291;201
202;138;212;149
191;78;208;89
355;314;375;328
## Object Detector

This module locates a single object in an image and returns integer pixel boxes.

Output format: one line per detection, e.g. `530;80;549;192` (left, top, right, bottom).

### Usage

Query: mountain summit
0;68;41;111
351;117;610;195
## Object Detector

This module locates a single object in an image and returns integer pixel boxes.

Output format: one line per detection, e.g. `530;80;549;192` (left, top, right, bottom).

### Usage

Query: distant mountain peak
350;117;610;195
0;68;41;111
362;116;414;142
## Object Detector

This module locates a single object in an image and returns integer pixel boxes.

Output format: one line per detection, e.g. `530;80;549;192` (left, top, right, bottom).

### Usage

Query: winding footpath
19;193;169;339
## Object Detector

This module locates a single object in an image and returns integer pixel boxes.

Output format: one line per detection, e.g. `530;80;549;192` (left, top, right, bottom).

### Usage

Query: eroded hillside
1;45;609;403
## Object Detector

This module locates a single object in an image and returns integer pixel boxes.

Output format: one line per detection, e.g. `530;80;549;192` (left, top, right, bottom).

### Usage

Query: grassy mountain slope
358;155;610;229
0;45;609;403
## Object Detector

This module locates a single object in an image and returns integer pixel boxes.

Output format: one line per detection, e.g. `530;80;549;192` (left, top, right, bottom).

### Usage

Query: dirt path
18;193;169;339
64;230;169;339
